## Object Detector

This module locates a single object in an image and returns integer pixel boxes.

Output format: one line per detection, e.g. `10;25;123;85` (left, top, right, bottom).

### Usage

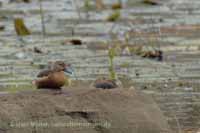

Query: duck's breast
48;71;66;88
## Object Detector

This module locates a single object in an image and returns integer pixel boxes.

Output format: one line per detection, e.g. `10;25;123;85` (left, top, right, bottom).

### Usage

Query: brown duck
32;61;73;89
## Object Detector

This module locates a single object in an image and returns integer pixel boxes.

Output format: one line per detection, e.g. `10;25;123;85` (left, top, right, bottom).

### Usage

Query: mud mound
0;88;171;133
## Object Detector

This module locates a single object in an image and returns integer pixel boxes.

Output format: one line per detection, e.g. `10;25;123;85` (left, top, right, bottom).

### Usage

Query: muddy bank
0;87;171;133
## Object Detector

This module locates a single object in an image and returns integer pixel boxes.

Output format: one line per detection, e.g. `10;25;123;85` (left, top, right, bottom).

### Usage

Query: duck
62;39;82;46
93;77;122;89
141;50;163;61
32;61;74;89
143;0;160;5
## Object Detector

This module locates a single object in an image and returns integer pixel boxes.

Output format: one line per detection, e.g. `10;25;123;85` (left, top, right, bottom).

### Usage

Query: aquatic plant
129;46;143;55
177;81;184;87
108;47;116;80
114;43;122;56
72;0;81;36
39;0;46;37
84;0;92;19
84;0;93;11
124;32;130;44
106;10;121;22
120;62;130;68
14;18;31;36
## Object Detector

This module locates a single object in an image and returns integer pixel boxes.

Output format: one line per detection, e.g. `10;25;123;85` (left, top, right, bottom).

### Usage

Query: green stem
109;57;116;80
39;0;46;37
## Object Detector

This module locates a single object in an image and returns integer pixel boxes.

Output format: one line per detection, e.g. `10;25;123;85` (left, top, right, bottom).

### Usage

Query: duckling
93;77;122;89
33;61;74;89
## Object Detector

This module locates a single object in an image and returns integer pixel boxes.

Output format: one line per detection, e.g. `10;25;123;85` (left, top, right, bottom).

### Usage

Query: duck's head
53;61;74;77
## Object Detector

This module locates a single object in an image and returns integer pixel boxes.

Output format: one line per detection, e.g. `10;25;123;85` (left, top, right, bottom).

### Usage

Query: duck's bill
64;66;74;77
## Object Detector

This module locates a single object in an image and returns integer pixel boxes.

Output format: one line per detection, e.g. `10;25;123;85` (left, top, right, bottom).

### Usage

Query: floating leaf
14;18;31;36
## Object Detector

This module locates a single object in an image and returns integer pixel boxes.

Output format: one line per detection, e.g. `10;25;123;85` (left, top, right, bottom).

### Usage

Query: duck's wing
37;69;53;77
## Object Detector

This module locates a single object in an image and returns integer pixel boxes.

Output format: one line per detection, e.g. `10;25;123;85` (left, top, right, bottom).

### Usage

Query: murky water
0;0;200;132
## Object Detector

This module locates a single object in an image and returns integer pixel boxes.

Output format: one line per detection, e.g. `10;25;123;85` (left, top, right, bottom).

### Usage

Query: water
0;0;200;132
